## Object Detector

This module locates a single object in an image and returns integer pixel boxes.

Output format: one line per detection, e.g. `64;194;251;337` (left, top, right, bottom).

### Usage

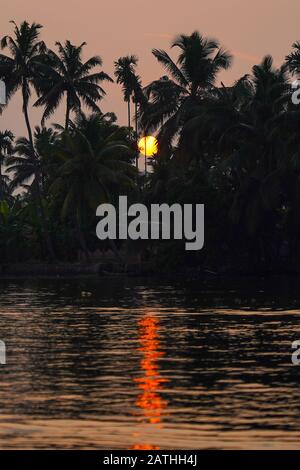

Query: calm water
0;276;300;450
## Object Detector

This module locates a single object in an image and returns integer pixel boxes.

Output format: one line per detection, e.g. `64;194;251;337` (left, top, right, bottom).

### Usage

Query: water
0;276;300;450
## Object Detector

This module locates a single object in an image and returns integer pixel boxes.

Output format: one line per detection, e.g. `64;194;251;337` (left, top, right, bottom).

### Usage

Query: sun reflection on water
132;312;169;450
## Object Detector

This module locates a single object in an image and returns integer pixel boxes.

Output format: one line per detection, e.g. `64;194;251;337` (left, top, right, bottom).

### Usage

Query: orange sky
1;0;300;136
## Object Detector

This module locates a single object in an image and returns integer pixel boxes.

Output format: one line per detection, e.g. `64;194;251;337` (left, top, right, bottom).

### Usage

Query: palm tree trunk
22;81;34;152
127;99;131;137
135;101;138;135
65;93;71;131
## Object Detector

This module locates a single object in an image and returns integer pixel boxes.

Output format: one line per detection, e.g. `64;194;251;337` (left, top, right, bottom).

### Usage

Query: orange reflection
131;313;169;450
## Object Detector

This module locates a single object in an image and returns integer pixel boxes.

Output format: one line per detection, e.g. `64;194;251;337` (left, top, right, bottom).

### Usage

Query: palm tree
0;21;56;259
50;113;136;259
140;76;183;132
286;41;300;76
35;40;113;130
0;130;14;199
153;32;232;96
114;55;142;135
203;56;290;261
6;136;38;193
145;31;232;145
6;127;58;259
0;21;46;151
6;127;57;193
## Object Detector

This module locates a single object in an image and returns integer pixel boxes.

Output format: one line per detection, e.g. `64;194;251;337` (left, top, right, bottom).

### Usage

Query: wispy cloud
232;50;261;64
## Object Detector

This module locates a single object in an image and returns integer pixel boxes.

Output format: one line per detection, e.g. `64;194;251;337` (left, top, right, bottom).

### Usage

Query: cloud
232;50;261;64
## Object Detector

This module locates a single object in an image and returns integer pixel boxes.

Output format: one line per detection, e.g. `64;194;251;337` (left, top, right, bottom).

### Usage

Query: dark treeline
1;21;300;274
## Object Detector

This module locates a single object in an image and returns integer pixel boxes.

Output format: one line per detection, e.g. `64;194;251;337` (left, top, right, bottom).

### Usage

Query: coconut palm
114;55;142;134
286;41;300;76
6;127;59;259
50;113;136;258
153;32;232;96
140;76;183;132
6;127;58;193
145;31;232;145
204;57;290;258
6;136;38;193
0;21;57;258
35;41;113;130
0;21;46;151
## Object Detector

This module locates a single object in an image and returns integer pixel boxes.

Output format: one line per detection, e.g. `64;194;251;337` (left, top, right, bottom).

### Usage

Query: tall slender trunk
135;101;138;136
65;92;71;131
127;99;131;137
22;80;56;261
22;81;34;151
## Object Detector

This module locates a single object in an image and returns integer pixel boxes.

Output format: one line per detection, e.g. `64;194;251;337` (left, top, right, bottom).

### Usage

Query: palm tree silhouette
140;76;182;132
6;127;57;194
286;41;300;76
50;113;136;259
114;55;142;135
0;21;46;151
0;22;56;259
146;31;232;145
35;41;113;130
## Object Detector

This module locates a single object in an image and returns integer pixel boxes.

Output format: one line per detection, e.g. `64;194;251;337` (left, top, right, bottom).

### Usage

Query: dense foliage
1;21;300;273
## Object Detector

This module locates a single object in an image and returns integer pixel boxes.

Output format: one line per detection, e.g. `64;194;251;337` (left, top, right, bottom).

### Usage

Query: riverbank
1;261;300;280
0;261;155;278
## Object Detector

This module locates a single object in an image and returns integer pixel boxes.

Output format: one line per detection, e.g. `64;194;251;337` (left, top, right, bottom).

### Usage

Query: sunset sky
1;0;300;136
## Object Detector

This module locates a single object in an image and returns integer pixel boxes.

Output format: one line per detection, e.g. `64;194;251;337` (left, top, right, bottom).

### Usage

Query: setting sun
138;136;158;157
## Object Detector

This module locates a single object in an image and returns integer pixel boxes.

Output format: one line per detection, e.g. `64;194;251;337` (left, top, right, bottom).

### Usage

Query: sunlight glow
138;136;158;157
131;313;169;450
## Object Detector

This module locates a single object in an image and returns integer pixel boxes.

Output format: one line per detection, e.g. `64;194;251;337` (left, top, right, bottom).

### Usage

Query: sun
138;136;158;157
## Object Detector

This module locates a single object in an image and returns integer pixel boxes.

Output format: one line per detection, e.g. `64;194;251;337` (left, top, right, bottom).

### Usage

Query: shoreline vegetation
1;261;300;279
1;22;300;276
